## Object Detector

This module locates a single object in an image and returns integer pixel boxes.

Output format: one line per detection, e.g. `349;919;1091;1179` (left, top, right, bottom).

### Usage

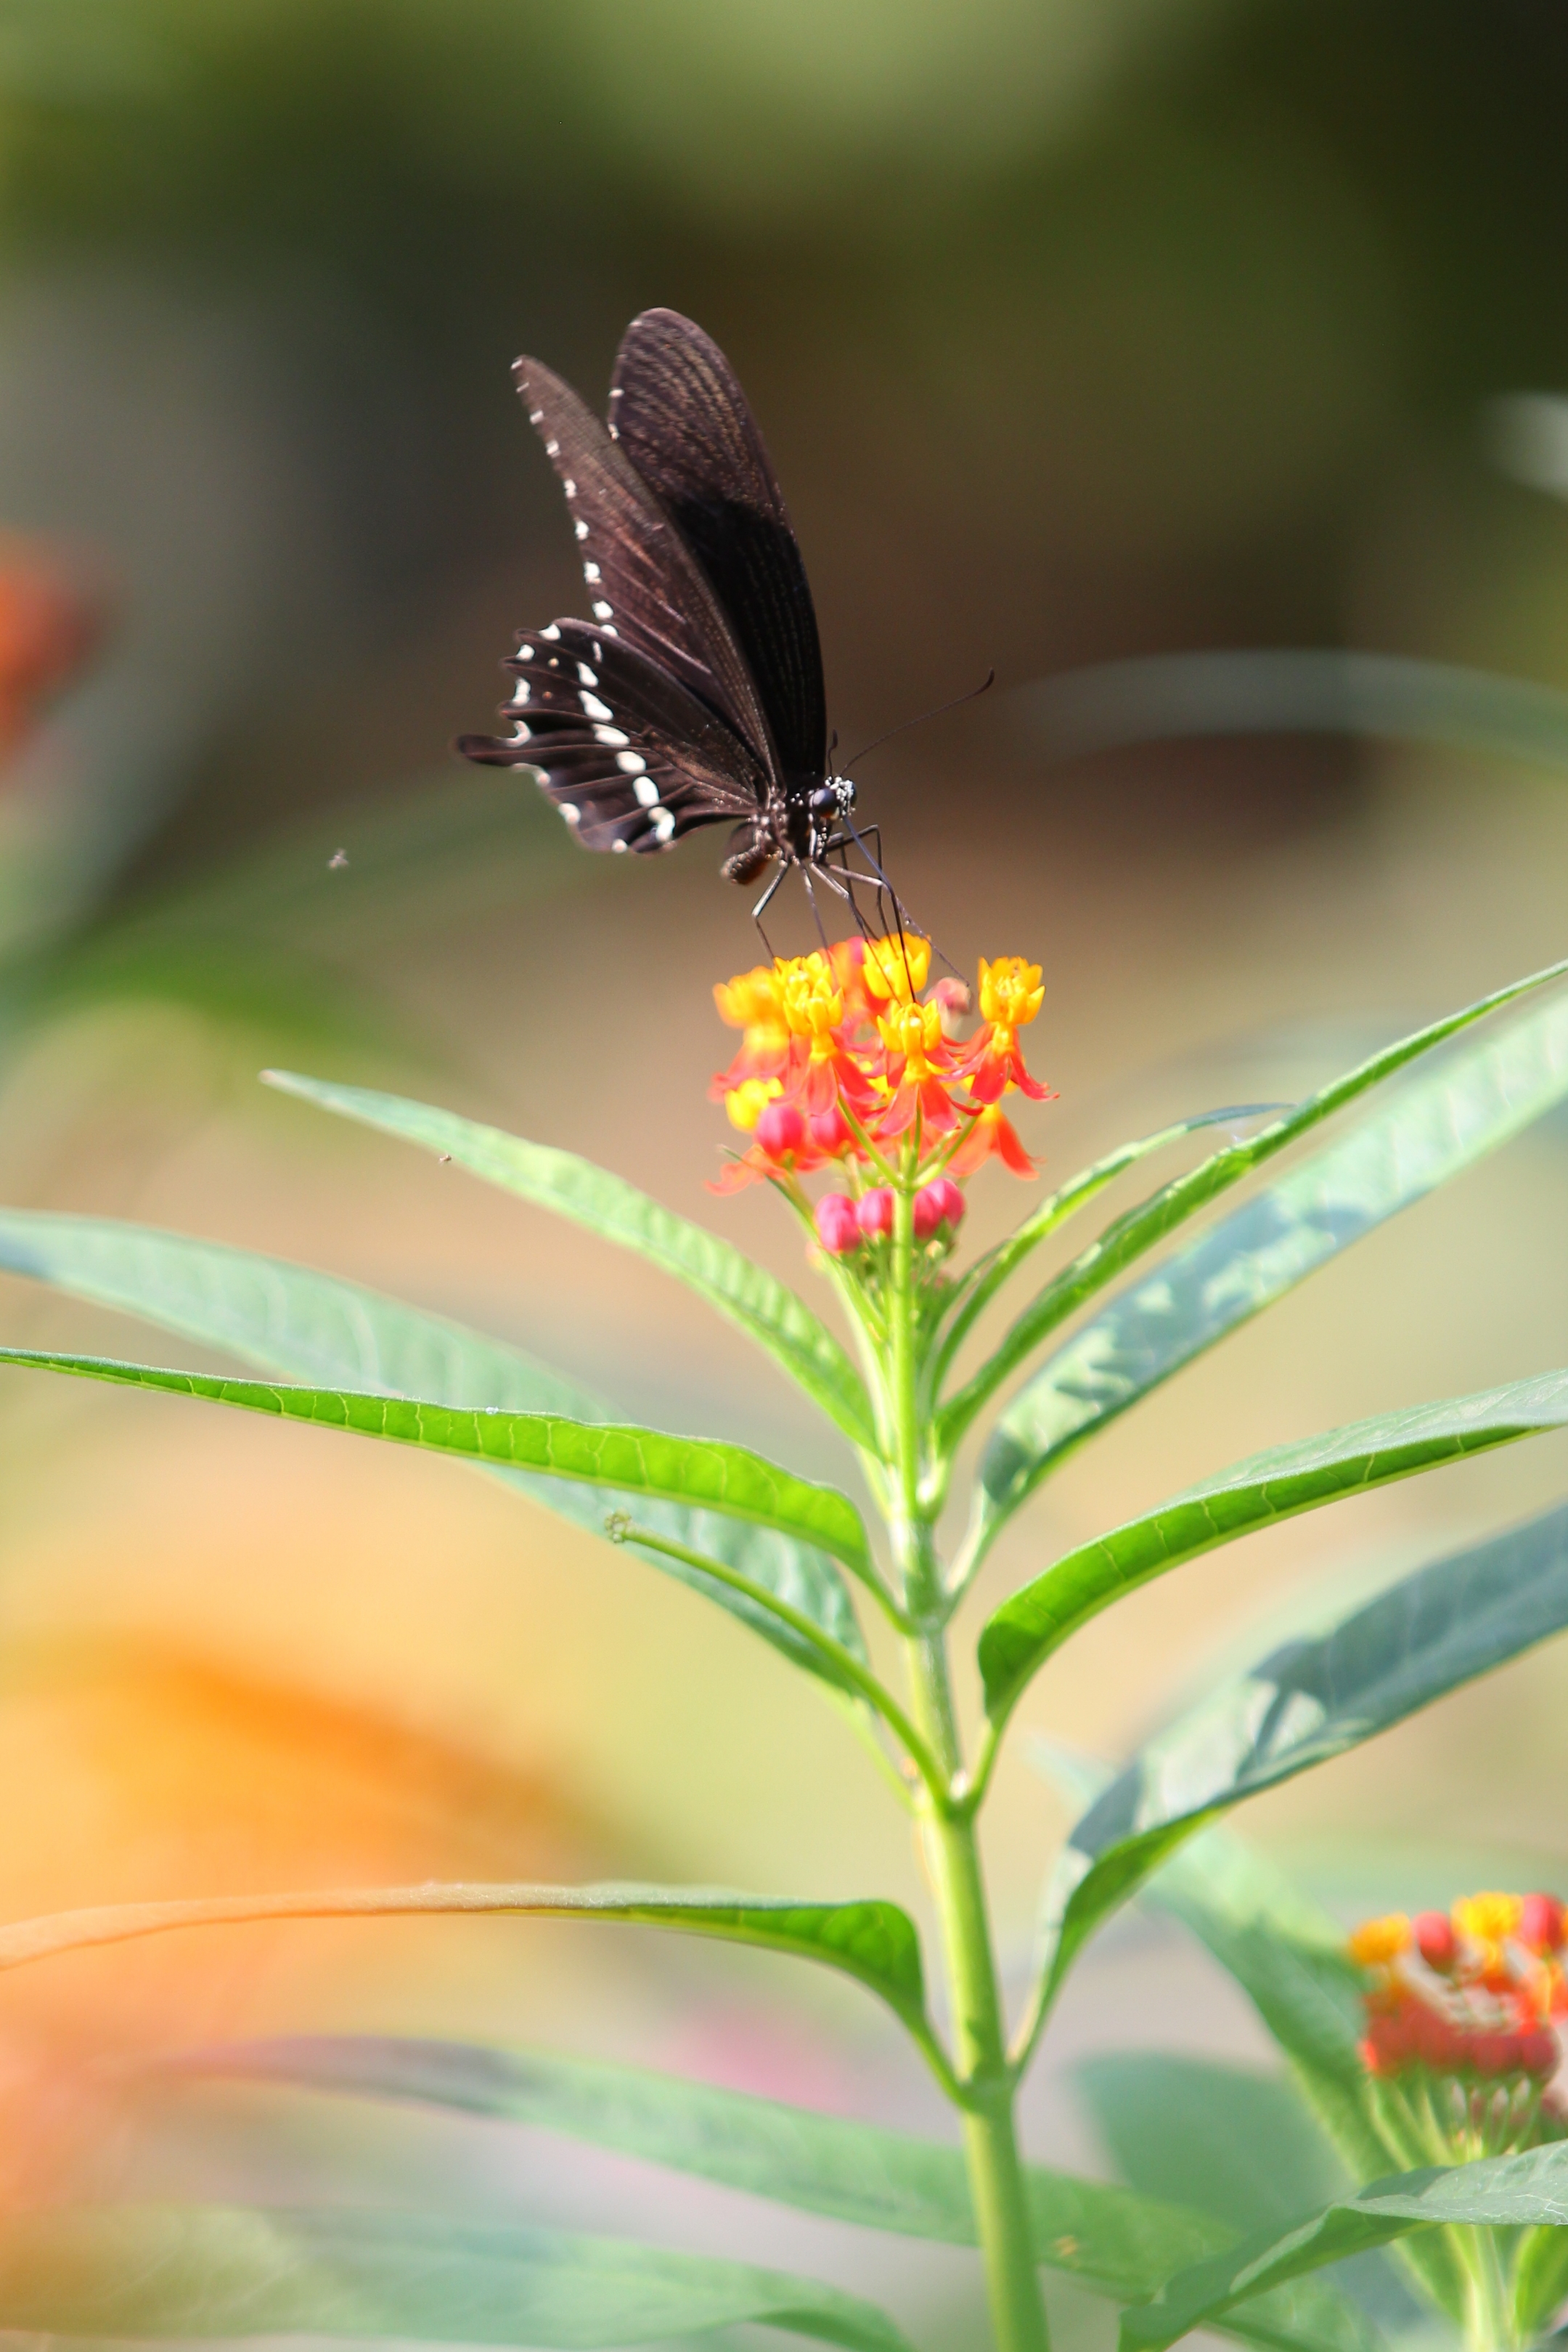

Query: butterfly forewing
510;356;774;776
609;311;827;786
457;619;766;855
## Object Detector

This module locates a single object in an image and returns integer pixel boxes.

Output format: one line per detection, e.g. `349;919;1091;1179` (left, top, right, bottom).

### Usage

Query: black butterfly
458;308;886;932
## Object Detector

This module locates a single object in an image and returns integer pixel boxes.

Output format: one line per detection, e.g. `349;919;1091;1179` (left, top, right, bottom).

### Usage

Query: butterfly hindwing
458;619;767;855
609;310;827;786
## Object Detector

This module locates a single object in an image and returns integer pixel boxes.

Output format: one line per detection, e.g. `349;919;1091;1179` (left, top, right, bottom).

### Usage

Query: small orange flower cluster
709;933;1054;1203
1350;1892;1567;2085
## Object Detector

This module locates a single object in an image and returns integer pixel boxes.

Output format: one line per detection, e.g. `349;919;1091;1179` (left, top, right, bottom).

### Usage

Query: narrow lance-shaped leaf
1032;1500;1568;2012
0;1346;878;1592
177;2035;1378;2352
0;1210;869;1685
263;1071;876;1449
939;956;1568;1455
1121;2141;1568;2352
973;980;1568;1550
1073;2055;1426;2343
0;1880;930;2033
0;2204;914;2352
927;1104;1286;1401
978;1367;1568;1731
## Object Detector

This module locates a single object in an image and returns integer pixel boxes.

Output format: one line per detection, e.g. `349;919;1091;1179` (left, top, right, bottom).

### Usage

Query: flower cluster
709;934;1054;1244
1351;1892;1567;2093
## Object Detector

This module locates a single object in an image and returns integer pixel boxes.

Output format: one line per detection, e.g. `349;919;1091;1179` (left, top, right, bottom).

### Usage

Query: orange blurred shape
0;537;109;757
0;1632;611;2208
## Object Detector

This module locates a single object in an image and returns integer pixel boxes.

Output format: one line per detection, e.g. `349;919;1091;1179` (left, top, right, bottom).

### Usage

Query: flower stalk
709;931;1055;2352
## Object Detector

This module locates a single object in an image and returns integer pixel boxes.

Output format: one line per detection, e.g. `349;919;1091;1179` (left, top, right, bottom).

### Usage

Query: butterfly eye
809;784;838;813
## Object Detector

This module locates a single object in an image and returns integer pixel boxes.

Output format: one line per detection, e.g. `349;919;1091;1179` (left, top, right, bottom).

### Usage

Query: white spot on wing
634;776;660;807
563;479;577;497
592;724;629;747
612;838;628;853
583;562;600;582
510;721;532;742
652;808;675;843
544;439;559;456
518;644;534;661
616;749;647;774
510;680;531;704
592;601;613;621
528;409;544;424
542;624;560;640
573;520;589;540
580;691;613;722
561;803;580;826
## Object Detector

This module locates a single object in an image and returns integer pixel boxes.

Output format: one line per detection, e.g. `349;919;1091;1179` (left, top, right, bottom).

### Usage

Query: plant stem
886;1168;1050;2352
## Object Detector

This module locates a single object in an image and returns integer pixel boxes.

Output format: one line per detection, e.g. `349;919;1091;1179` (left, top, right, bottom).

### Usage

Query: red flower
814;1193;862;1255
947;1104;1037;1179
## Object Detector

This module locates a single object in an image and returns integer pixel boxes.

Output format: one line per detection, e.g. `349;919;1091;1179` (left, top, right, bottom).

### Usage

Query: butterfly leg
750;861;788;958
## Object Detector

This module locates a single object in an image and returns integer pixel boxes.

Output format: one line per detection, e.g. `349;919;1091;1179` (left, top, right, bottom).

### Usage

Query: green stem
884;1165;1050;2352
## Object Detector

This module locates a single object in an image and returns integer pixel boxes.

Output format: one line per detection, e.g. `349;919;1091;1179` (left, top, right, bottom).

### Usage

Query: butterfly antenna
842;668;996;773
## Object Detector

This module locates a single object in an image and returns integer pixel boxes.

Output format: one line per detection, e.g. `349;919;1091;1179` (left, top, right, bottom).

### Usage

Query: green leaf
1077;2054;1347;2243
927;1104;1285;1399
179;2035;1375;2352
1138;1828;1470;2325
263;1071;875;1449
974;978;1568;1542
978;1368;1568;1730
1120;2142;1568;2352
0;1210;869;1684
1035;1500;1568;2009
0;2203;913;2351
938;956;1568;1460
0;1344;878;1592
0;1880;930;2032
1074;2054;1424;2343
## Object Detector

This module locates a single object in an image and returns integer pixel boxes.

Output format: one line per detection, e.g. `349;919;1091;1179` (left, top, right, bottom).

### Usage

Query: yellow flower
861;932;931;1005
878;998;946;1075
1348;1913;1411;1967
725;1078;782;1132
1454;1892;1522;1945
776;953;844;1039
978;955;1044;1029
714;964;784;1032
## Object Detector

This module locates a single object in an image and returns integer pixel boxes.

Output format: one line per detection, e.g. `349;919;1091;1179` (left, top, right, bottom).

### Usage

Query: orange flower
877;998;959;1139
711;964;792;1098
1349;1913;1412;1969
776;952;879;1115
962;955;1053;1105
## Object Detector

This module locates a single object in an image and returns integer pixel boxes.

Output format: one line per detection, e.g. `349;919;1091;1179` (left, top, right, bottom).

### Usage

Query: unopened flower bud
932;975;972;1041
1469;2030;1522;2079
1519;2024;1559;2078
1520;1894;1566;1954
857;1187;895;1239
1413;1911;1458;1971
814;1193;862;1256
809;1105;853;1155
912;1176;967;1240
756;1102;806;1159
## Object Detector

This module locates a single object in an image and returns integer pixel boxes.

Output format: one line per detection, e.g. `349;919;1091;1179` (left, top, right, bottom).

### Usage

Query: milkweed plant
0;921;1567;2351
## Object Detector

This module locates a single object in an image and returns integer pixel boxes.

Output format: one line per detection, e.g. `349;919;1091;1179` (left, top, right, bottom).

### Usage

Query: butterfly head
809;774;857;824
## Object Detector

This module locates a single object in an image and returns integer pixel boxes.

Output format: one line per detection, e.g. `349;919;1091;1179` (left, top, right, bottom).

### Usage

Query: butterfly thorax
722;773;855;887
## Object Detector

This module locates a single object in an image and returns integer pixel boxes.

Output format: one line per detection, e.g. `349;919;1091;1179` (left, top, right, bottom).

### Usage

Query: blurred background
0;0;1567;2342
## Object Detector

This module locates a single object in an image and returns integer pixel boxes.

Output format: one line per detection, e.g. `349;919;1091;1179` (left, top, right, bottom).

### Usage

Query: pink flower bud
1468;2030;1522;2079
814;1193;862;1255
756;1101;806;1159
1520;1895;1566;1953
809;1105;852;1154
1413;1911;1458;1972
1519;2025;1559;2078
857;1187;895;1239
915;1176;966;1237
